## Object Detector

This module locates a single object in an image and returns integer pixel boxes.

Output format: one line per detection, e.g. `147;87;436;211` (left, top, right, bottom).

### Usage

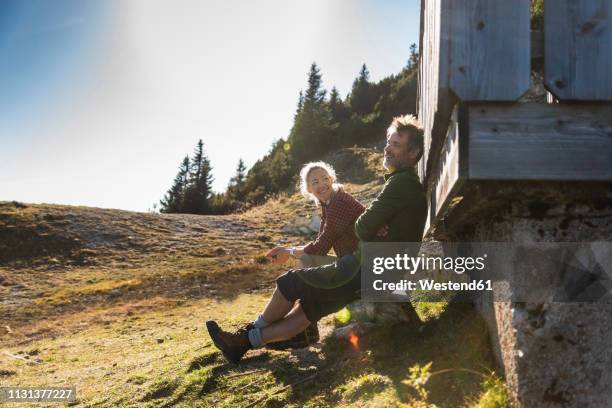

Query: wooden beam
424;102;612;235
468;103;612;180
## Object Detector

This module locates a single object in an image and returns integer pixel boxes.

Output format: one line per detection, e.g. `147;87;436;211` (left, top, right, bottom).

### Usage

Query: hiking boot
266;323;320;350
206;320;252;364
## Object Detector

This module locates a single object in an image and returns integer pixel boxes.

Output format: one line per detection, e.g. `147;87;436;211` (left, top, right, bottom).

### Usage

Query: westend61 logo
360;242;612;303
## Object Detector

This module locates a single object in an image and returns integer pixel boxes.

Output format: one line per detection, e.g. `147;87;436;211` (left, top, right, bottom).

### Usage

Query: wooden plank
418;0;442;182
434;107;461;215
423;104;468;234
447;0;530;101
545;0;612;100
468;103;612;180
418;0;458;188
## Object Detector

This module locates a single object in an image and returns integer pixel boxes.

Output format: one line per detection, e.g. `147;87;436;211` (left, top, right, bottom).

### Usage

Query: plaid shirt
303;189;365;257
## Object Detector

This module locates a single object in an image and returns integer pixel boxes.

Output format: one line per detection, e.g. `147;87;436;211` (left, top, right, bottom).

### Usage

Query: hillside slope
0;148;508;407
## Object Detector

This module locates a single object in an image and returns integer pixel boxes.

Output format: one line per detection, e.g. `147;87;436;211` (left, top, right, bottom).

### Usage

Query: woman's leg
261;286;295;324
260;304;311;343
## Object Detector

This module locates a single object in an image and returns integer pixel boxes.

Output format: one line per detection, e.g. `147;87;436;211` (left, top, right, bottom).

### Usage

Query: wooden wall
417;0;612;236
545;0;612;100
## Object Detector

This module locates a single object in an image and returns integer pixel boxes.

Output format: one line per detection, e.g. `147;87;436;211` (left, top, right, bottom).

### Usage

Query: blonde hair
387;114;424;162
299;161;342;204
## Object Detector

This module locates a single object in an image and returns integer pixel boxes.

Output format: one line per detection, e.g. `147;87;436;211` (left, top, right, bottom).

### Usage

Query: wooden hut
417;1;611;406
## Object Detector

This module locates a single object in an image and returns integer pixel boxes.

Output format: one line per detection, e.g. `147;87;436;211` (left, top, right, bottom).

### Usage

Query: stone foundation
352;180;611;406
444;181;612;407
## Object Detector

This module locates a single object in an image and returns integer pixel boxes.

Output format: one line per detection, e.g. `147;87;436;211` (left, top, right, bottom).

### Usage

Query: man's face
383;130;413;171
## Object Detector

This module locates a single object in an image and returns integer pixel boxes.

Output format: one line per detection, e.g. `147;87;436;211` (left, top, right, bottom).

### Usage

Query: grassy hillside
0;148;510;407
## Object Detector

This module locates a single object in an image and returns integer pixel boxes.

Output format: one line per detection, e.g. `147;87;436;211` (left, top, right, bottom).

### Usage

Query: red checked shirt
303;189;365;257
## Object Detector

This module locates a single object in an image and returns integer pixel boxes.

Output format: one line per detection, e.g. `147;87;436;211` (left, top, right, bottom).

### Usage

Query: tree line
159;44;419;214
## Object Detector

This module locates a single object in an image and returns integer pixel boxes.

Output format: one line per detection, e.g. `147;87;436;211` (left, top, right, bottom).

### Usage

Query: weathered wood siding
447;0;530;101
545;0;612;100
468;103;612;180
417;0;612;237
418;0;442;181
418;0;531;186
431;106;466;219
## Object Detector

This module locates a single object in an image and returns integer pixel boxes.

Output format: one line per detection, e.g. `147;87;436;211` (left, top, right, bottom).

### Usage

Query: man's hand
265;246;291;264
376;225;389;238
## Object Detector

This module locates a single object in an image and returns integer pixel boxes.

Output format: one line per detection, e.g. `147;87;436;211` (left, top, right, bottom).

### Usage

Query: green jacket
355;166;427;244
295;166;427;289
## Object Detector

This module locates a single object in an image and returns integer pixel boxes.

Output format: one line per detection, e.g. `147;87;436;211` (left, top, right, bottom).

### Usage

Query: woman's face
307;168;334;203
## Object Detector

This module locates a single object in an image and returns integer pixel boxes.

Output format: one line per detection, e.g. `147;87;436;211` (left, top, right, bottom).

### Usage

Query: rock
156;338;164;344
298;226;312;235
308;215;321;232
213;247;226;256
108;289;121;298
332;322;376;339
283;214;320;236
346;300;416;324
282;225;297;234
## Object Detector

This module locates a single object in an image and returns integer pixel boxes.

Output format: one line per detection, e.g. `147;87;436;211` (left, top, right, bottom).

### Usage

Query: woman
262;161;365;350
266;161;365;268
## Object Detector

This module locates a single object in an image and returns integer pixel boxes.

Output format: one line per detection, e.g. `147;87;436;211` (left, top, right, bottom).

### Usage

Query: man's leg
297;253;337;269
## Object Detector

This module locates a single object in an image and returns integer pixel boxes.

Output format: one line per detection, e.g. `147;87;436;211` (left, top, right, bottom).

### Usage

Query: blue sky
0;0;420;211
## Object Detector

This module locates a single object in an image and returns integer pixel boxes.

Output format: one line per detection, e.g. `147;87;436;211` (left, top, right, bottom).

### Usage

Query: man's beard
384;155;411;172
383;156;395;171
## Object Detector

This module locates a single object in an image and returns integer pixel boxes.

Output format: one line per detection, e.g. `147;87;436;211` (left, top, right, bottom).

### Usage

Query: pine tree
295;90;304;119
329;86;346;119
304;62;326;106
329;87;340;106
289;62;333;162
328;86;349;146
408;43;419;71
358;63;370;82
183;141;214;214
231;158;247;185
180;156;191;188
191;139;204;181
349;63;375;116
227;158;248;203
159;156;190;213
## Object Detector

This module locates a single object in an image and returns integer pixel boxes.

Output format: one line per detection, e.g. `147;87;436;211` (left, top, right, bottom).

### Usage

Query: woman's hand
265;246;291;264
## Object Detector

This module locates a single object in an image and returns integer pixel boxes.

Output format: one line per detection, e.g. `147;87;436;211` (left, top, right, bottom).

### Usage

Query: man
206;114;428;364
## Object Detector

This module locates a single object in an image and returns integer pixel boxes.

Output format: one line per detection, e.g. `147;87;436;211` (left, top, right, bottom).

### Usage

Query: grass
1;148;512;407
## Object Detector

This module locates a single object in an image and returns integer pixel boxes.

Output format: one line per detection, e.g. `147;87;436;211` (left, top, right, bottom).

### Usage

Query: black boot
206;321;252;364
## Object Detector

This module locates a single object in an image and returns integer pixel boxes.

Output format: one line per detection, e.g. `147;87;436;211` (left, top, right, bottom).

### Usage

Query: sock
253;314;270;329
248;328;265;349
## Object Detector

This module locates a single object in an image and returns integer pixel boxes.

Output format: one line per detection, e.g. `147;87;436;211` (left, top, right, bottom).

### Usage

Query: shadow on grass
140;303;496;407
299;303;496;407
